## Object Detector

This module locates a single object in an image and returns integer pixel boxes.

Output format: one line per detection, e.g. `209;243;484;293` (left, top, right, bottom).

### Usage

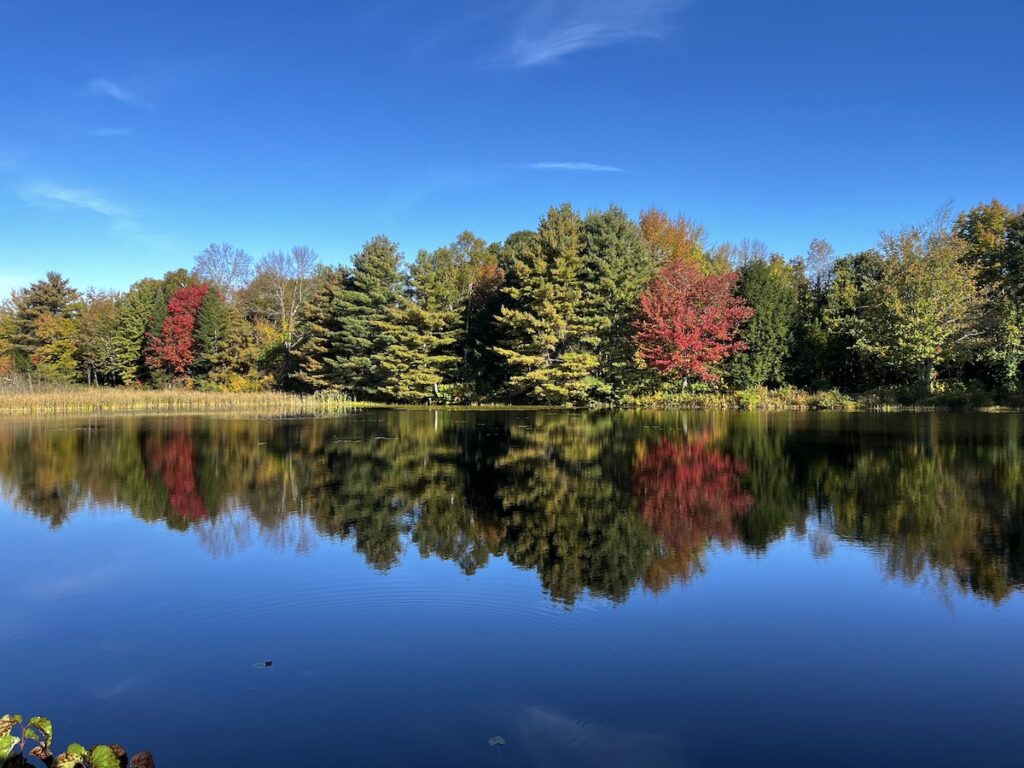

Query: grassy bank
0;387;363;415
0;385;1020;415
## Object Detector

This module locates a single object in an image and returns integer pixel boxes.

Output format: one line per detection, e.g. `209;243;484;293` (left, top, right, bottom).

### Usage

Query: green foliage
851;223;982;391
3;198;1024;402
373;241;471;401
111;278;164;385
730;256;799;388
956;200;1024;390
1;713;150;767
492;204;602;404
581;206;658;398
294;237;405;398
6;272;81;381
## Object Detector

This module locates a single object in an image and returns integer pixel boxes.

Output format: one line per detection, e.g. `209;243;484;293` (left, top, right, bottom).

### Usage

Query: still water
1;410;1021;767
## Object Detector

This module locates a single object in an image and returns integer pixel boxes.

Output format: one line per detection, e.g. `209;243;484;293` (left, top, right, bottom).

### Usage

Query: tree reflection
635;435;753;590
144;430;209;520
0;411;1020;604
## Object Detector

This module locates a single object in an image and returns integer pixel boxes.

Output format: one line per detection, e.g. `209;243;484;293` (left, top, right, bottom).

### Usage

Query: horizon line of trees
1;198;1022;403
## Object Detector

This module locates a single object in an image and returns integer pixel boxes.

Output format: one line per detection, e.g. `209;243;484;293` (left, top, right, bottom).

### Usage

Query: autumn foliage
147;285;209;377
634;259;753;382
145;431;209;520
634;436;754;588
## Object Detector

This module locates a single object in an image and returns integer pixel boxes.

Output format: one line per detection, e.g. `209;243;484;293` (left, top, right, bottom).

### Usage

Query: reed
0;385;364;415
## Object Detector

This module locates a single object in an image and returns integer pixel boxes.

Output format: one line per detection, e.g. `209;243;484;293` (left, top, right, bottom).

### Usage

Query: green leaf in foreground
90;744;121;768
1;732;19;760
89;745;120;768
54;742;90;767
29;715;54;742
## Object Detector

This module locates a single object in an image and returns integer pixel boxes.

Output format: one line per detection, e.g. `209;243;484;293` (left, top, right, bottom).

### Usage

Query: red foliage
145;431;209;520
634;436;754;588
634;260;752;382
148;285;209;376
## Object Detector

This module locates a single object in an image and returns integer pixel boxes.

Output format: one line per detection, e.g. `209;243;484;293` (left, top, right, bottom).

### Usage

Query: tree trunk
917;360;934;394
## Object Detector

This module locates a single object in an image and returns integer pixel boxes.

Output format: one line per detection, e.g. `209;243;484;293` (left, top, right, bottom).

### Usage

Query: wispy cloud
85;77;144;106
506;0;686;67
526;161;623;172
90;127;134;138
20;182;129;217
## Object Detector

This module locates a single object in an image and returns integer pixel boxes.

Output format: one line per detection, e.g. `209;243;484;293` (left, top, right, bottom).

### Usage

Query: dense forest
2;199;1022;404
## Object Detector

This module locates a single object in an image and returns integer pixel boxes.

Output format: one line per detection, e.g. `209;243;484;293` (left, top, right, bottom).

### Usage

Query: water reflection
0;410;1020;604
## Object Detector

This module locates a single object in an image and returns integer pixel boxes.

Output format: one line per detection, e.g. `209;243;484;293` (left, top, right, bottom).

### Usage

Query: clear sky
1;0;1022;294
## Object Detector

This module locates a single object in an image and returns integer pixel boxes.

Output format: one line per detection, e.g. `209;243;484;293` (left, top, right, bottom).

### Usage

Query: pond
1;410;1022;767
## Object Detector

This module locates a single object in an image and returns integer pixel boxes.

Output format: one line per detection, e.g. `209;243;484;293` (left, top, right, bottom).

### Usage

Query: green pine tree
580;206;658;399
493;204;601;404
294;237;405;397
374;243;468;402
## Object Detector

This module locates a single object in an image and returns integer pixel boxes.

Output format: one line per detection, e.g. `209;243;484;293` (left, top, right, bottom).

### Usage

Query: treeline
1;200;1022;403
1;411;1019;603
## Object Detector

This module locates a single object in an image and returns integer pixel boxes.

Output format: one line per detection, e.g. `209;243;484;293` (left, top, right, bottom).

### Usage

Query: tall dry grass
0;385;363;415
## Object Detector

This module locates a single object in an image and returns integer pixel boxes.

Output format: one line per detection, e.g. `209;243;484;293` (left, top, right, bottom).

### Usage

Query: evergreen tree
294;237;405;397
194;289;232;377
293;265;351;391
112;278;165;385
581;206;658;398
730;256;799;389
493;204;601;404
8;272;81;381
375;242;471;401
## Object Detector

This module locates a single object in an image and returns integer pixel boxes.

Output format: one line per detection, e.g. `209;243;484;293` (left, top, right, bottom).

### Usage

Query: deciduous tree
634;259;752;384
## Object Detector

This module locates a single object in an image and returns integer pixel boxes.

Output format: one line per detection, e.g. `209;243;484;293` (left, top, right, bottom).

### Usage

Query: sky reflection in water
1;410;1022;767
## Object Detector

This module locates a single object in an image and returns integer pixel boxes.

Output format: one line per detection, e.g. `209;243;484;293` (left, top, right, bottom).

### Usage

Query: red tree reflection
145;431;209;520
634;436;753;589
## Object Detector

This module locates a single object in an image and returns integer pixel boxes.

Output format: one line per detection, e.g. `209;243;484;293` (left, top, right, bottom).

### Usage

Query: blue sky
1;0;1022;294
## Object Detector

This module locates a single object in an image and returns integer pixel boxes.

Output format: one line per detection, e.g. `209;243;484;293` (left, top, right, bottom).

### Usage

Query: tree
730;255;799;388
147;284;210;379
374;250;463;402
639;209;712;269
581;206;658;398
492;204;601;404
252;245;319;351
634;259;752;384
29;312;79;382
805;238;836;285
77;291;121;385
292;265;351;390
111;278;166;385
7;272;81;382
955;200;1024;389
853;221;983;391
820;250;887;390
293;236;405;397
193;242;252;300
457;233;506;397
193;288;232;376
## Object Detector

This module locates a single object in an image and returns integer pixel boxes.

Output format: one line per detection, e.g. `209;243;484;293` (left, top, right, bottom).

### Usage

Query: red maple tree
634;260;752;382
147;285;209;376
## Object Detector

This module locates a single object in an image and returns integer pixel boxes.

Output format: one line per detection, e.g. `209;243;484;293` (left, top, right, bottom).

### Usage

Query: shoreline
0;387;1021;416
